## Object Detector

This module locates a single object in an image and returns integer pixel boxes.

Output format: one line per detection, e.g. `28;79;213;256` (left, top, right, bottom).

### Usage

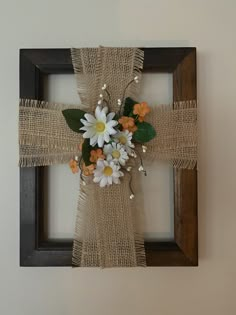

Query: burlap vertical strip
73;176;146;267
71;47;146;267
71;47;144;112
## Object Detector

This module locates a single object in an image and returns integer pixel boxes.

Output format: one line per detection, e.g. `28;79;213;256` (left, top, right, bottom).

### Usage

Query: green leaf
133;122;156;143
62;109;86;133
82;139;93;166
123;97;138;117
114;113;120;121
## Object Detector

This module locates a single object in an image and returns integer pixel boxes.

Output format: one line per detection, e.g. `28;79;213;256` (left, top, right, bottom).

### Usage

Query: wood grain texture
173;49;198;265
20;48;198;266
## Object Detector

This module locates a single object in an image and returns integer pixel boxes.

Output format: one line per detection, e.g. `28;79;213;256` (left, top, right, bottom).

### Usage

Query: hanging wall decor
19;47;198;267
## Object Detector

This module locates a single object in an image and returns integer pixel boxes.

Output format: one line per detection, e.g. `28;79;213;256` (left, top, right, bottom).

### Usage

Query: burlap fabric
19;99;82;166
71;47;143;111
145;100;197;169
71;47;146;267
19;47;197;267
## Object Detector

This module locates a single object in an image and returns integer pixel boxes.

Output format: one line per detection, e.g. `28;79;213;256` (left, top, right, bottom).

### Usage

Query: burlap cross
19;47;197;267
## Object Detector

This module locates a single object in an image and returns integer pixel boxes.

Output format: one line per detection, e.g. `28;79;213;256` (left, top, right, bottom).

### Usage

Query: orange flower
137;116;144;122
128;124;138;133
119;116;135;130
82;163;95;176
69;159;79;174
133;102;150;122
90;149;105;163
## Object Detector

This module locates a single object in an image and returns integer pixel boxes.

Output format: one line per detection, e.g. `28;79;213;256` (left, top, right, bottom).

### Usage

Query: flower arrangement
62;77;156;195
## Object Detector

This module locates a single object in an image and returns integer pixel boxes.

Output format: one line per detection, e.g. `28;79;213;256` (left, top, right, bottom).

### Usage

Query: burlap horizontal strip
19;99;82;166
145;100;197;169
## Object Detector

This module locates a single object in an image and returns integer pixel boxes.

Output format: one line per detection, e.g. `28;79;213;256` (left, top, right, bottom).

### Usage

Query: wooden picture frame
20;48;198;267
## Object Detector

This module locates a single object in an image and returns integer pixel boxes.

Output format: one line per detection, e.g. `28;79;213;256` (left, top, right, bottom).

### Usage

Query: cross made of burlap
19;47;197;268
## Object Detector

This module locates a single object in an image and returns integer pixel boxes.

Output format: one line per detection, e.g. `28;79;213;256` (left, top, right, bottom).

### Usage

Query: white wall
46;73;174;241
0;0;236;314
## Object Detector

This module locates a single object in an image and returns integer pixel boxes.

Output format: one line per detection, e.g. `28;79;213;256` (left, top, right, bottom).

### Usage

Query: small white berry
138;165;144;171
130;194;134;200
142;145;147;153
126;166;132;172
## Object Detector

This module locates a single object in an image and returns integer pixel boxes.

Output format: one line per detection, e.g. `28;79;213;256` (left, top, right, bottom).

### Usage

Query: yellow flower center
96;122;105;132
112;150;121;159
103;166;113;176
118;136;127;145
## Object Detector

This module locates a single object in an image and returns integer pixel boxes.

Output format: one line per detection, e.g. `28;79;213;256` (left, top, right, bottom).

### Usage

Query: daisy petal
93;176;102;183
100;111;106;122
104;160;109;166
80;126;89;131
113;171;121;177
104;132;110;143
80;119;93;127
103;144;111;155
119;159;125;166
94;168;103;175
107;120;118;128
107;176;112;185
95;106;101;119
96;159;104;168
84;113;97;123
113;177;120;184
106;154;113;162
102;107;108;114
100;177;108;187
83;129;96;138
98;134;104;147
107;127;117;135
107;112;115;121
90;134;98;146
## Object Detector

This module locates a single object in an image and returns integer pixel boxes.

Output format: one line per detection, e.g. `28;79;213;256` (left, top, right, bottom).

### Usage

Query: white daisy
80;106;118;147
103;142;129;166
114;130;134;154
93;159;124;187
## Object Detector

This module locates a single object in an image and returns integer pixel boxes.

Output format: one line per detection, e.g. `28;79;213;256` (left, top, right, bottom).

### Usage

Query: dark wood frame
20;48;198;267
